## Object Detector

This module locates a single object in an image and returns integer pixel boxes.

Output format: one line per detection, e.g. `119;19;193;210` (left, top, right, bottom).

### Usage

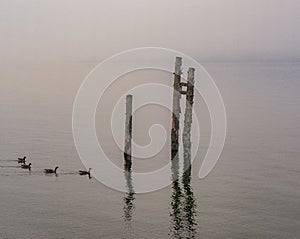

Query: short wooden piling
124;95;133;166
171;57;182;159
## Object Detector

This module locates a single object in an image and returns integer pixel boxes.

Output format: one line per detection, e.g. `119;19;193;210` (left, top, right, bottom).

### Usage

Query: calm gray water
0;63;299;238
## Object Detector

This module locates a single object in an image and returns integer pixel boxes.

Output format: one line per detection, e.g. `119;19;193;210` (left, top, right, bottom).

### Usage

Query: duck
21;162;31;170
44;166;59;174
79;168;91;175
18;156;26;164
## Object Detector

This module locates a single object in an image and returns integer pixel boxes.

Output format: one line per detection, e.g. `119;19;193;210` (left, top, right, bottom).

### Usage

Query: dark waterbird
18;156;26;164
44;166;59;174
79;168;91;176
21;162;31;170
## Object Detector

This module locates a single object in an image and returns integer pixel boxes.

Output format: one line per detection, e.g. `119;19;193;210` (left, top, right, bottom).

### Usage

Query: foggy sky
0;0;300;62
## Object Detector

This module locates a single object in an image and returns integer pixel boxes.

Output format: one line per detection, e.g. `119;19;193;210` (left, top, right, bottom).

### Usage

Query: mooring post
124;95;133;166
181;68;197;238
183;67;195;163
171;57;182;160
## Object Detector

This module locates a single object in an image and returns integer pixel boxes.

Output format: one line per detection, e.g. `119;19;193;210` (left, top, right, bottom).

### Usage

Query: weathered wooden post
124;95;133;167
182;68;197;238
182;67;195;163
171;57;182;159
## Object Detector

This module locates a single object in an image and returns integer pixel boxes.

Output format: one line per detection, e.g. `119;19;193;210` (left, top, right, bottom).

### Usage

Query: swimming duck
18;156;26;164
44;166;59;174
21;162;31;170
79;168;91;175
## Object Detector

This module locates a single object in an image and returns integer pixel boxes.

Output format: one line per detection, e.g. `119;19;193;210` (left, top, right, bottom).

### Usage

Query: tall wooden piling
124;95;133;166
182;68;195;163
171;57;182;159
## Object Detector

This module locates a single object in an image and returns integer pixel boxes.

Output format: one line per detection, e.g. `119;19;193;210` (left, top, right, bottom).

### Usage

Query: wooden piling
182;68;195;162
124;95;133;166
171;57;182;159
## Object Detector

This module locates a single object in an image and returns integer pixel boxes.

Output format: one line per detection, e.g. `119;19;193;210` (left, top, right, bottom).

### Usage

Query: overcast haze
0;0;300;62
1;2;300;238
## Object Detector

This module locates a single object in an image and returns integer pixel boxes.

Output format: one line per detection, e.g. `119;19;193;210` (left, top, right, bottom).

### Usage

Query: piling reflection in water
169;147;197;239
123;156;135;222
182;155;197;238
123;155;135;238
170;153;184;237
